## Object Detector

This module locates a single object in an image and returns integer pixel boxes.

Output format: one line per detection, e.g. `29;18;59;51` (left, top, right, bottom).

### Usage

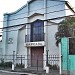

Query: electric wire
1;23;59;33
8;3;65;16
0;14;74;34
0;1;74;33
0;3;69;22
0;14;74;30
1;7;75;23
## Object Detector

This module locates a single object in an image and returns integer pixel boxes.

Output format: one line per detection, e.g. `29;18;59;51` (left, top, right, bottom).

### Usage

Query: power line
0;3;67;22
1;7;75;23
9;3;64;16
0;14;75;30
0;24;59;33
0;14;75;33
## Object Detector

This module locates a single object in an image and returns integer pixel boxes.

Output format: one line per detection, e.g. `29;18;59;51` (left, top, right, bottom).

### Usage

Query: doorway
31;47;44;67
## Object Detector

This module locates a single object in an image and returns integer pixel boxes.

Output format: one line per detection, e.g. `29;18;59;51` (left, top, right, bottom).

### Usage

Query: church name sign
25;41;45;47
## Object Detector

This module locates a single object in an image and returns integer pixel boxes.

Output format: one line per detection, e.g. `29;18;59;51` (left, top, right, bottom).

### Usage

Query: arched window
31;20;44;42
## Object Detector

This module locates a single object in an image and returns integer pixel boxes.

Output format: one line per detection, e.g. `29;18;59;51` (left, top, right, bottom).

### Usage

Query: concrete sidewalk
0;67;60;75
0;70;60;75
0;70;37;75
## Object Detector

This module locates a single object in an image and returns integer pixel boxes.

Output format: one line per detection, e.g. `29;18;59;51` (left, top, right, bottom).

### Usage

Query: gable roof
4;0;66;15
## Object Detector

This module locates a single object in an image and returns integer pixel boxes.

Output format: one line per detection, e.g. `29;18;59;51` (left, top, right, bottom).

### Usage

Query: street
0;70;60;75
0;70;28;75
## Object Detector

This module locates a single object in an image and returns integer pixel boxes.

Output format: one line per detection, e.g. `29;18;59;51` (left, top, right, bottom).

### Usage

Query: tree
55;17;75;46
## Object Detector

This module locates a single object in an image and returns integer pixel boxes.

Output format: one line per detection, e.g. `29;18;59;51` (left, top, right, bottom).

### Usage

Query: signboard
25;41;45;47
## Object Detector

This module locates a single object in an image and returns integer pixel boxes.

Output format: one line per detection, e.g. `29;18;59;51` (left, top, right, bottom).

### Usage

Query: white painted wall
17;28;27;55
7;30;18;55
47;24;59;55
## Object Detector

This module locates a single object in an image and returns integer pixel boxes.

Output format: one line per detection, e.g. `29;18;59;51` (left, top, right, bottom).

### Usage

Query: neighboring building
61;37;75;75
2;0;66;69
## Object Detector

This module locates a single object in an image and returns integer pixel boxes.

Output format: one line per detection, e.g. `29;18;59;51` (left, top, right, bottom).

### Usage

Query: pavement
0;67;60;75
0;70;60;75
0;70;36;75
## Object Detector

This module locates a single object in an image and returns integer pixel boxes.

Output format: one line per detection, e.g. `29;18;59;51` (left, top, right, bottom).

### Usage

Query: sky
0;0;75;28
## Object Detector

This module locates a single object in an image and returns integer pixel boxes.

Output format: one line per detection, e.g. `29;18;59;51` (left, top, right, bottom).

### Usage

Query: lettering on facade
25;42;45;47
8;38;13;44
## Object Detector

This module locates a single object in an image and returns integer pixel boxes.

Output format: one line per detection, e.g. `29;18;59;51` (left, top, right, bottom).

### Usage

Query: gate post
46;50;49;66
59;43;62;75
12;51;15;70
46;50;49;74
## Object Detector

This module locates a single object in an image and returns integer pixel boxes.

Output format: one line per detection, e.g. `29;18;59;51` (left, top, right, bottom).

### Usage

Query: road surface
0;70;28;75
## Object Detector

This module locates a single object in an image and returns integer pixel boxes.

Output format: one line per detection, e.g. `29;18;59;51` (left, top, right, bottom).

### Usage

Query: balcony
25;33;44;42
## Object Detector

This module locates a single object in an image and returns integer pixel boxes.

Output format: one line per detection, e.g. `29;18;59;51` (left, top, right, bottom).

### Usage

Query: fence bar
0;54;60;72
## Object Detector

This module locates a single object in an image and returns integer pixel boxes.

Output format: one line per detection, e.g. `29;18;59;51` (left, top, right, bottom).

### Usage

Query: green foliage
4;62;12;67
16;63;24;68
59;17;75;26
48;64;59;70
55;17;75;46
0;59;12;68
0;59;4;67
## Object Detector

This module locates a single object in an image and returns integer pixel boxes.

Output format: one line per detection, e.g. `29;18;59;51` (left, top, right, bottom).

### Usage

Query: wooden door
31;47;44;67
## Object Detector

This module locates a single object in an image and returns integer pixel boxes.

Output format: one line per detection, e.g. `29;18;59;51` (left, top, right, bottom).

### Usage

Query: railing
0;55;59;70
48;55;59;70
25;33;44;42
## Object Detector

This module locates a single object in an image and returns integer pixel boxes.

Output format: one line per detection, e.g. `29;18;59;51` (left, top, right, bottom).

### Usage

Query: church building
2;0;66;70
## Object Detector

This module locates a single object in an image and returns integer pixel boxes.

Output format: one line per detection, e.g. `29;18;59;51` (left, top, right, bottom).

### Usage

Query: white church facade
2;0;66;69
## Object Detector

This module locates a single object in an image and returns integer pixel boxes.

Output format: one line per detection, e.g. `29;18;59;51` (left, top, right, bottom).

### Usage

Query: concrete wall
47;24;59;55
17;28;27;55
7;30;18;55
